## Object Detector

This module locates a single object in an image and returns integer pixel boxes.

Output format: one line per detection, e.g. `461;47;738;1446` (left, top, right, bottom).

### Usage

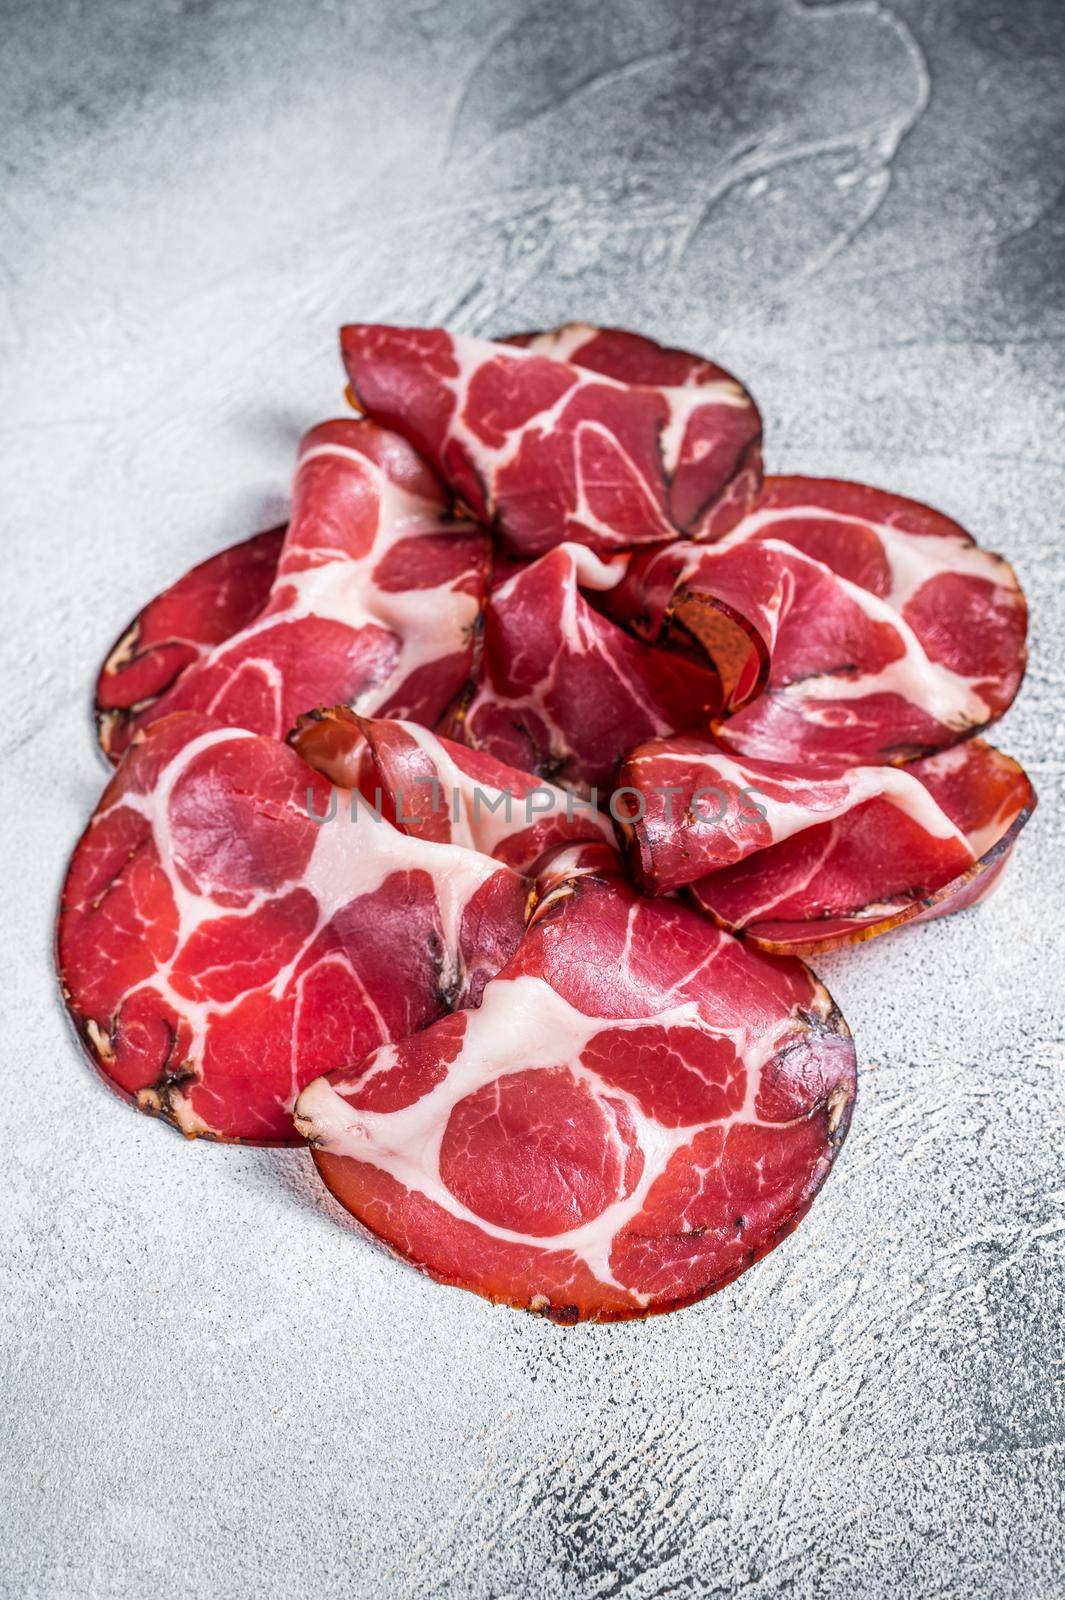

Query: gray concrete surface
1;1;1062;1596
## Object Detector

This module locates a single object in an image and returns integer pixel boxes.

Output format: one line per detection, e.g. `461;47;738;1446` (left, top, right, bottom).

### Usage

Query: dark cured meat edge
692;786;1037;957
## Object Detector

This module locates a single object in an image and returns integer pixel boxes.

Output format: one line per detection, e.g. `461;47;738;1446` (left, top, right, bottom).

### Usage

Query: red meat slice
339;323;763;556
96;527;285;763
289;706;617;874
615;733;1034;953
99;420;489;751
459;542;720;791
295;855;856;1321
605;476;1028;766
57;713;527;1142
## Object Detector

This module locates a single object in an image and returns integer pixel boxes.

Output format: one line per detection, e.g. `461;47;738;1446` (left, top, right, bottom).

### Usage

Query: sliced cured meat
339;322;763;556
96;526;285;763
615;733;1034;953
295;858;856;1321
60;311;1038;1327
57;713;527;1142
509;326;764;537
290;706;617;873
92;324;757;763
458;542;720;791
107;420;489;749
696;740;1036;954
606;476;1028;766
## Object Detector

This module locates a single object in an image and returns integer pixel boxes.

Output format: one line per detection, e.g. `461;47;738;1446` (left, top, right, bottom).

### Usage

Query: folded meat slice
294;856;856;1321
339;322;762;556
457;542;719;791
606;476;1028;766
289;706;616;873
57;713;527;1143
102;420;489;750
96;526;285;762
615;733;1034;954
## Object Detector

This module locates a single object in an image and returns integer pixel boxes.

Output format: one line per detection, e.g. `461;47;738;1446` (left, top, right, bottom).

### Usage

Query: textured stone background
1;1;1062;1596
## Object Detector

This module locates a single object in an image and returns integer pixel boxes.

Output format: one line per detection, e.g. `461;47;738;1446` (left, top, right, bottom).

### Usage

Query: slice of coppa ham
339;322;763;556
457;541;720;791
294;849;856;1321
57;713;528;1142
99;420;489;751
615;733;1036;954
289;705;617;873
96;526;285;763
605;476;1028;766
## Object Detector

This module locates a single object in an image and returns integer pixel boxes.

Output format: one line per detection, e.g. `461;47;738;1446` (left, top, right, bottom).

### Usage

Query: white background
2;2;1062;1596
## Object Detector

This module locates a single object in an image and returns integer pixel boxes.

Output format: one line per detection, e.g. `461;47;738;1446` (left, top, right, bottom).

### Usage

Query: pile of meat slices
59;323;1035;1323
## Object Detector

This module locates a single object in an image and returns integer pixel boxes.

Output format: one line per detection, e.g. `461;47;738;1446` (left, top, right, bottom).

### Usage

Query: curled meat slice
57;713;527;1142
339;322;763;556
605;476;1028;766
295;858;856;1322
615;733;1034;954
99;420;489;750
290;706;617;874
459;542;719;791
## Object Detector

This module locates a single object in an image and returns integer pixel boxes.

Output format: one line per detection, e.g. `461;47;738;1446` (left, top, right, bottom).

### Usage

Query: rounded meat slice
295;862;856;1321
57;713;527;1143
339;323;763;556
